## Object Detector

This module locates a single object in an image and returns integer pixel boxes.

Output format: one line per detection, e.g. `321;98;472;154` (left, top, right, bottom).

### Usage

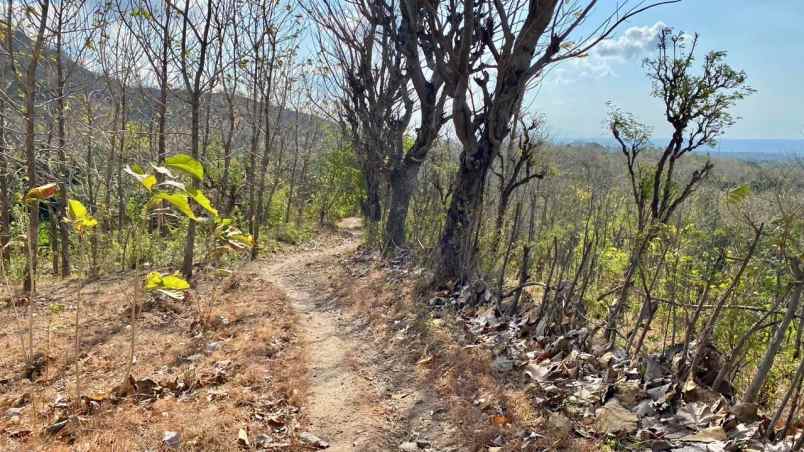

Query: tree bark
55;18;71;277
384;157;422;251
434;138;493;283
181;96;201;278
22;0;51;292
742;280;803;405
0;99;10;267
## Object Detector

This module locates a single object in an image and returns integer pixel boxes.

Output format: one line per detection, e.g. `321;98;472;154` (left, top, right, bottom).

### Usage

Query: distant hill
0;26;328;139
563;138;804;162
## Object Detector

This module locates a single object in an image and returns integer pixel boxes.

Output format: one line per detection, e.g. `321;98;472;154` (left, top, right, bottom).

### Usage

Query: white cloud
546;21;667;85
595;21;667;60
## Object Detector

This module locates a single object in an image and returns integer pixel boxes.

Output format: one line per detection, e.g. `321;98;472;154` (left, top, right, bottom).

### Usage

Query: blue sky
534;1;804;141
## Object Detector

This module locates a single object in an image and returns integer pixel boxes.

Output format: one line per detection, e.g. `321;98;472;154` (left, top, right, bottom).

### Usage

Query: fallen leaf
680;426;728;443
238;428;250;447
594;399;638;435
491;415;510;427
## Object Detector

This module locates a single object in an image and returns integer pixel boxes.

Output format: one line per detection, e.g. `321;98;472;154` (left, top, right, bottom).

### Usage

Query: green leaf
124;165;157;191
148;192;198;221
24;183;59;202
65;199;98;232
145;271;162;289
727;184;751;205
144;272;190;298
67;198;89;220
188;188;219;220
166;154;204;181
161;274;190;290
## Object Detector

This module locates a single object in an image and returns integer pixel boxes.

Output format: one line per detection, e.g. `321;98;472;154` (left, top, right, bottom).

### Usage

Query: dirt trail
259;222;390;450
258;220;460;451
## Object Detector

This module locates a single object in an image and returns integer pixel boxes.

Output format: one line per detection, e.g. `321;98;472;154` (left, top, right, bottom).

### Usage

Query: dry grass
0;266;307;451
326;253;581;451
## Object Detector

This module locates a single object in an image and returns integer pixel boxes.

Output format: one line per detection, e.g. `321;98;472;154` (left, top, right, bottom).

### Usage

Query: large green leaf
67;198;89;219
188;188;219;220
66;199;98;232
144;272;190;296
145;271;163;290
161;274;190;290
148;192;198;221
166;154;204;181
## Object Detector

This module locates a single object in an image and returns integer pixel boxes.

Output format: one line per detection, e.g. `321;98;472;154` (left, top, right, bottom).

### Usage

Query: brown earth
0;219;534;451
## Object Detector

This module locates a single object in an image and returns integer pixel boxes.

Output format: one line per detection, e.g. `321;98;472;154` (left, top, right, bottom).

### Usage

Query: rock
399;442;419;451
238;428;250;447
594;399;638;435
299;432;329;449
163;431;181;448
646;383;672;401
730;402;759;422
416;439;431;448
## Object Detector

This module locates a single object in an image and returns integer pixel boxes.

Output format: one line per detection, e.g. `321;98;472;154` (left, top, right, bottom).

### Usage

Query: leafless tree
406;0;679;283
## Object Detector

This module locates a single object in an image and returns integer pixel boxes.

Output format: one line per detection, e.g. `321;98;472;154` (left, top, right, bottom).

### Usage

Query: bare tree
309;0;410;244
405;0;678;283
3;0;52;292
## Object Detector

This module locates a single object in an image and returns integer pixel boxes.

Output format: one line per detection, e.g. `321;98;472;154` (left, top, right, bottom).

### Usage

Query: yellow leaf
25;183;59;201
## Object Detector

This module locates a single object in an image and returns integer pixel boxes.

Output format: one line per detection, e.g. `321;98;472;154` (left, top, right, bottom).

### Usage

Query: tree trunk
55;26;71;277
116;91;128;231
284;151;299;224
181;96;201;278
155;22;169;236
384;156;423;252
434;138;494;283
85;99;99;277
0;99;10;267
22;0;50;293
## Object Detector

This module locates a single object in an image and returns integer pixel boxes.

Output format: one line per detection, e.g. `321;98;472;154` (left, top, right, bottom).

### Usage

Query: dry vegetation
0;266;306;451
328;249;604;451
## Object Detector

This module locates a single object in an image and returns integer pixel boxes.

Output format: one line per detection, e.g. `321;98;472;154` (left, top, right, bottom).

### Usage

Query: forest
0;0;803;450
